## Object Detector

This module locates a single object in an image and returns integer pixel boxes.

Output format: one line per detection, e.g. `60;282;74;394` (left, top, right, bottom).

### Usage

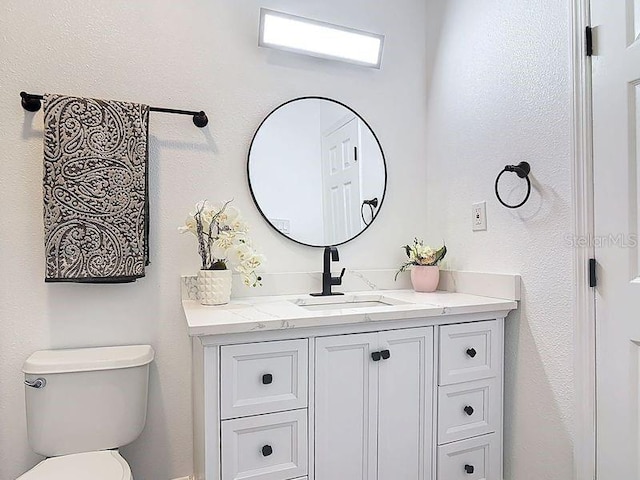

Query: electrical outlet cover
472;202;487;231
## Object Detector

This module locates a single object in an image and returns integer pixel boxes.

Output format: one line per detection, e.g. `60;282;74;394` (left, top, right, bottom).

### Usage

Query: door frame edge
570;0;597;478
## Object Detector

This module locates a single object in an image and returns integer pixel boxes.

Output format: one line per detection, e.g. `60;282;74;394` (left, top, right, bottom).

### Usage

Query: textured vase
410;266;440;293
197;269;232;305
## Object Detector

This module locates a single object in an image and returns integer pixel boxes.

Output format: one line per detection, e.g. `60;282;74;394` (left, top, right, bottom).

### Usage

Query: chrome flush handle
25;378;47;389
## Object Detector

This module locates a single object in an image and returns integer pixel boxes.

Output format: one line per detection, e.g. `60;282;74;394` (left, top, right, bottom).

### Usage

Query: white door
592;1;640;478
321;117;362;244
315;333;378;480
377;328;434;480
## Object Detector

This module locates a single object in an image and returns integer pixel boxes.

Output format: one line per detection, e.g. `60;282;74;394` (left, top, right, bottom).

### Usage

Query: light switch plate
472;202;487;231
269;218;291;234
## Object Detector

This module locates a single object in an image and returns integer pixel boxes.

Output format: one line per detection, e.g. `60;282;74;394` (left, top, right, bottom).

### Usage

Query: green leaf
434;245;447;264
209;260;227;270
394;262;412;281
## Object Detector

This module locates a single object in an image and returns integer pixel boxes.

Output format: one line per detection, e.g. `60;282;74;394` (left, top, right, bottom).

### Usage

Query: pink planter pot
410;266;440;293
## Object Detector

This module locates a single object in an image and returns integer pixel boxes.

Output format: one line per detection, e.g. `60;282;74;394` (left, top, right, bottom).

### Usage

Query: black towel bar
20;91;208;128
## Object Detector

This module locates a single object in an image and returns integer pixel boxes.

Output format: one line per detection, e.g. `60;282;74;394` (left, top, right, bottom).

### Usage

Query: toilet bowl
17;450;132;480
17;345;154;480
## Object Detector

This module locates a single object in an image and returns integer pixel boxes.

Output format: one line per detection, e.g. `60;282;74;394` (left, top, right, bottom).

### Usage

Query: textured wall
424;1;575;478
0;1;430;479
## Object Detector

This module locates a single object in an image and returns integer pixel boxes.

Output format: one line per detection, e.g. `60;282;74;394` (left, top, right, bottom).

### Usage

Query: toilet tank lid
23;345;155;374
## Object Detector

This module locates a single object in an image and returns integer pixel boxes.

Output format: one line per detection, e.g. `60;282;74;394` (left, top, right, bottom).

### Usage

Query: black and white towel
43;94;150;283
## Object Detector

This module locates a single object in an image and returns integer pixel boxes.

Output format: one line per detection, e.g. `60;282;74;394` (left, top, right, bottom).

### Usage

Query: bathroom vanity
185;289;517;480
184;97;518;480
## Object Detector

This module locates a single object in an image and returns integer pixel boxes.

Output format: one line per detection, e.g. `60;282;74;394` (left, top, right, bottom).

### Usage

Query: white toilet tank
23;345;154;457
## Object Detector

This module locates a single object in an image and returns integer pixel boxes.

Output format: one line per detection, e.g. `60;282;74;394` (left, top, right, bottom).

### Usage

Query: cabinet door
438;378;499;445
437;433;499;480
220;339;308;419
377;327;434;480
315;333;378;480
221;409;308;480
439;320;499;385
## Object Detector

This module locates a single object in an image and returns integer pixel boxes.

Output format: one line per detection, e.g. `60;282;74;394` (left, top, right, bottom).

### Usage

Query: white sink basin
292;295;409;312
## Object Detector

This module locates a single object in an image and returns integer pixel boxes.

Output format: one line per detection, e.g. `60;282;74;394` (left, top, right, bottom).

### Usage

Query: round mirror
248;97;387;247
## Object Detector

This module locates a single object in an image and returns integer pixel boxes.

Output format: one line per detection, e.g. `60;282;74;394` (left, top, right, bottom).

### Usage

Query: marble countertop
183;289;518;337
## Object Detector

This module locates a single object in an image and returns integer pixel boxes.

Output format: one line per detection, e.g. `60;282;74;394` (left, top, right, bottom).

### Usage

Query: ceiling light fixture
259;9;385;69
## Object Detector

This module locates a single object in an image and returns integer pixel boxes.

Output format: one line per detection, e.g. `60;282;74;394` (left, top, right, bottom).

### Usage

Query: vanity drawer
439;320;500;385
437;433;500;480
221;409;308;480
221;339;308;419
438;378;499;445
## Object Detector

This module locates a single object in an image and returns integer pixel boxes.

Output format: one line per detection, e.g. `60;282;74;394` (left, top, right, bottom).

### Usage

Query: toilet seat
17;450;132;480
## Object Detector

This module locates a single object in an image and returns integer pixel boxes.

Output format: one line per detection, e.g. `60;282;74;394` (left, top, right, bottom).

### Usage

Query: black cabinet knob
262;373;273;385
380;349;391;360
464;405;474;416
262;445;273;457
464;464;475;474
466;348;477;358
371;351;382;362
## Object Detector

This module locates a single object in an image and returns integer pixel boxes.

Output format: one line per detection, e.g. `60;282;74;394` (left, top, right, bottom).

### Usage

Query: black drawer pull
371;351;382;362
464;464;475;474
464;405;474;416
380;349;391;360
262;373;273;385
262;445;273;457
466;348;477;358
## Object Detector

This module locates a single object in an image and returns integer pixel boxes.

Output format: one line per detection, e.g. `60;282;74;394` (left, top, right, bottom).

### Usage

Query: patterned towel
43;94;150;283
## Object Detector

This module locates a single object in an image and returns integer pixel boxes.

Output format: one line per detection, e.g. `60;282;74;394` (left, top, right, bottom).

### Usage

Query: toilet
17;344;155;480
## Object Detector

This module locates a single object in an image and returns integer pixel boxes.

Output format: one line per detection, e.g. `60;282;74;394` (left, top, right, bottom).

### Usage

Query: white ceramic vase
197;269;232;305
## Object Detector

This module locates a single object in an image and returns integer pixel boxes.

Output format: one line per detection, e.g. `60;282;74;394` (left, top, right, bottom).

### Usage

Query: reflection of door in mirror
321;116;362;245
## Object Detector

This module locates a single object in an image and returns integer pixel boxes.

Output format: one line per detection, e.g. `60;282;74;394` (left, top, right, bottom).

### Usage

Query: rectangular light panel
259;9;384;69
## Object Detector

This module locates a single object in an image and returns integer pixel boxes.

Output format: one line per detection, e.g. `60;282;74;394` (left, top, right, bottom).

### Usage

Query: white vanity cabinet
192;314;506;480
315;328;433;480
436;320;503;480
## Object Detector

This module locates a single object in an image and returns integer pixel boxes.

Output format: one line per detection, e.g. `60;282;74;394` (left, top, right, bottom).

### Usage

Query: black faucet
311;246;345;296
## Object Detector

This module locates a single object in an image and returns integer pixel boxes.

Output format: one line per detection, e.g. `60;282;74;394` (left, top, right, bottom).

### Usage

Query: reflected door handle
371;351;382;362
262;373;273;385
261;445;273;457
465;464;475;474
466;348;477;358
380;349;391;360
464;405;474;416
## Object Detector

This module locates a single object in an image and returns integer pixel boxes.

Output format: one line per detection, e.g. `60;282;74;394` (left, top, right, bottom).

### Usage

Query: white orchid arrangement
179;200;264;287
395;238;447;280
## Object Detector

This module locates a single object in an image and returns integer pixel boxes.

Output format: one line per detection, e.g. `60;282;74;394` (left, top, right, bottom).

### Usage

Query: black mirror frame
247;96;388;248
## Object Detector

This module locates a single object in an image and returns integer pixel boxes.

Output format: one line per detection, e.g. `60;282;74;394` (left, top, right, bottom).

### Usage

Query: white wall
424;1;575;479
0;1;430;479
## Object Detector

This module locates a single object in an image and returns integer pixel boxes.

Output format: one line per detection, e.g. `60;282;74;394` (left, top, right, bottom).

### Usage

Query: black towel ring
360;198;379;226
495;162;531;209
